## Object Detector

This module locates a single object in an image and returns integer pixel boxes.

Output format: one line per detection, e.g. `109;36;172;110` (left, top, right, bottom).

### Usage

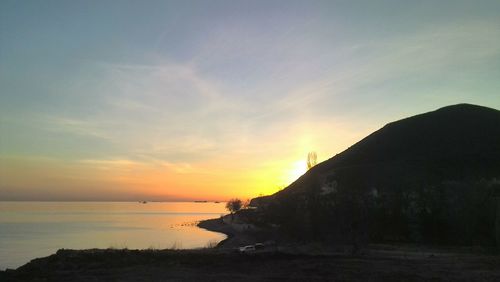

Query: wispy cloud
43;116;112;140
36;18;500;168
2;1;499;200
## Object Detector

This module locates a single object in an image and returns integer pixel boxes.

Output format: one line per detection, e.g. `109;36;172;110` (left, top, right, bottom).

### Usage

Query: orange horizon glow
0;120;371;202
2;1;500;203
0;148;333;202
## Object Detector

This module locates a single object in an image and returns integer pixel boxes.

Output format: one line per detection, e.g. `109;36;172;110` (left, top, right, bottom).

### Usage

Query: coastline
2;216;499;280
197;218;234;247
197;215;259;249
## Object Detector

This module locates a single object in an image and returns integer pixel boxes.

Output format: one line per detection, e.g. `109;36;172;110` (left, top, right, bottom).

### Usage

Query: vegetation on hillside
250;104;500;249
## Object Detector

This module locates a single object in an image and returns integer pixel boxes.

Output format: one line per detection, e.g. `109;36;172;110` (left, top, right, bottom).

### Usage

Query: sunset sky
1;1;499;201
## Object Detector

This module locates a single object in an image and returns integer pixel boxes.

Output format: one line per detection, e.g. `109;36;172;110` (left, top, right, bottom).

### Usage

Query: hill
250;104;500;247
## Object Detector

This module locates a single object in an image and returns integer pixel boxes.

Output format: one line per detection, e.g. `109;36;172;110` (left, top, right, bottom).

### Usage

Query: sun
286;160;308;184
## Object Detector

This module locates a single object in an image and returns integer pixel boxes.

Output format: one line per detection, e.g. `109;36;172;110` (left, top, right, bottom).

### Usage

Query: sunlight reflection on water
0;201;227;269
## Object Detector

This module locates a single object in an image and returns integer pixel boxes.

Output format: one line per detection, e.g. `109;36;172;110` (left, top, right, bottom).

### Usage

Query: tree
242;198;251;209
307;151;317;170
226;198;242;220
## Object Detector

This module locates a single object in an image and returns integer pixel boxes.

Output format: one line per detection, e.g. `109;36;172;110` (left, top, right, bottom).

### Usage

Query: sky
1;0;499;201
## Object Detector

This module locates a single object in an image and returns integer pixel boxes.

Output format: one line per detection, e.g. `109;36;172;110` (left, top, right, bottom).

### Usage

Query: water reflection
0;201;227;269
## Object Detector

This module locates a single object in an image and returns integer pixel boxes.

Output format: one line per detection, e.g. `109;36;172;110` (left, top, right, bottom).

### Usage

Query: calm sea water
0;201;227;270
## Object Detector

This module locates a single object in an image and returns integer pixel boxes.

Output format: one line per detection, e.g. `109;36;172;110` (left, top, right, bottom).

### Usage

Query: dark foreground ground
1;245;500;282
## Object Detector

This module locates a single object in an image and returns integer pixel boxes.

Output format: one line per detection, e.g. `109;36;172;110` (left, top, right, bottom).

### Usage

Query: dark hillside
251;104;500;247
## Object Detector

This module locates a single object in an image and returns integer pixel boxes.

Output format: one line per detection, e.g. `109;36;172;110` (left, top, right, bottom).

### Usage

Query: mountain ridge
250;103;500;246
253;103;500;202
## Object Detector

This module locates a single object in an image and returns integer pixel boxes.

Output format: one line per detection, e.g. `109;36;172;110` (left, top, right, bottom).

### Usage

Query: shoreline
197;217;234;248
197;216;255;249
2;217;499;280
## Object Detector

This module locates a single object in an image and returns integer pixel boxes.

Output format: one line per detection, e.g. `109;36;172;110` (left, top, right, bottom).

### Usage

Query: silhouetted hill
251;104;500;247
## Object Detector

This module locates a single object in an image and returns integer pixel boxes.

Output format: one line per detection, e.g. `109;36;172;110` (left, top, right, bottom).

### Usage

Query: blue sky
1;0;499;200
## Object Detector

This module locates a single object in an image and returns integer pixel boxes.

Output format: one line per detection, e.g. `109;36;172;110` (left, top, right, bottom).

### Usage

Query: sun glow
287;160;308;185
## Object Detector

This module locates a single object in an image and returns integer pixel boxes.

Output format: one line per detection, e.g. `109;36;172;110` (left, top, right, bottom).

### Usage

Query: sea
0;201;227;270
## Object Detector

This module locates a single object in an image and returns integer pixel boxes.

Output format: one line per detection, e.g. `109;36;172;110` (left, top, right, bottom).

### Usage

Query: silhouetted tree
226;198;242;220
307;151;317;170
242;199;251;209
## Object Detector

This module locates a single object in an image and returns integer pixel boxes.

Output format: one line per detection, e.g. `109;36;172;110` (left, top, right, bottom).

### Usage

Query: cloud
43;116;112;140
78;158;193;174
8;19;500;170
249;19;500;124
